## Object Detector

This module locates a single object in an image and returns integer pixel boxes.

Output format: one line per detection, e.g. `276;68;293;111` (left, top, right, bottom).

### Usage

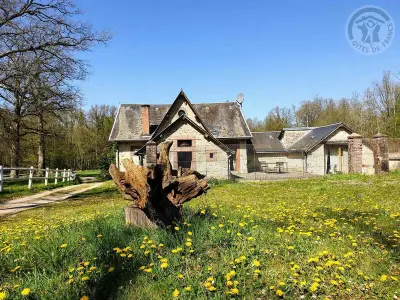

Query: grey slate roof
287;123;352;152
109;102;252;141
252;123;353;153
252;132;286;153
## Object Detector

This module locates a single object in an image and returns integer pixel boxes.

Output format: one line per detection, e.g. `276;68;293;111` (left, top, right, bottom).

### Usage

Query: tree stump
109;141;209;227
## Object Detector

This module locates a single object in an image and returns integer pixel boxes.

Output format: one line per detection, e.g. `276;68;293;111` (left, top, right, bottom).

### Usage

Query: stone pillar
146;141;157;168
373;133;389;173
348;133;363;174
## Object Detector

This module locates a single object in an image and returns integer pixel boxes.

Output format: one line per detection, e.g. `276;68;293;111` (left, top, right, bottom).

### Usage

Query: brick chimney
141;105;150;136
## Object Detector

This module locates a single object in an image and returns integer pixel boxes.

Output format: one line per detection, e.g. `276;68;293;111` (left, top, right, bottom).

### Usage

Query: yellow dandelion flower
207;286;216;292
187;231;193;236
276;289;284;296
97;234;102;238
380;274;388;281
230;288;239;295
0;292;7;299
253;260;261;267
310;282;319;292
172;289;180;298
84;262;90;266
81;276;89;281
185;241;192;247
60;243;68;248
161;262;168;269
21;288;31;296
177;274;184;279
185;286;191;291
174;227;180;231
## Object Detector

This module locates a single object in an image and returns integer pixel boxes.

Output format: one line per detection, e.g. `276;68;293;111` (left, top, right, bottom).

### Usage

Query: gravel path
0;182;104;217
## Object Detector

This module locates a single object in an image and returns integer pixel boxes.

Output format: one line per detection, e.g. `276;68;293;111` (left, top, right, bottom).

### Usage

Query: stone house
109;90;252;178
109;91;384;178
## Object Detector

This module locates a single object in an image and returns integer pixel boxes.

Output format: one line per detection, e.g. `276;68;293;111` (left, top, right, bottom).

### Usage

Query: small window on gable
178;110;185;117
178;140;192;147
150;124;158;135
209;153;214;159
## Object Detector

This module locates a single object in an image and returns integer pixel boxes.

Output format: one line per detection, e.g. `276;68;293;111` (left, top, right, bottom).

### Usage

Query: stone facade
281;130;308;148
155;121;230;179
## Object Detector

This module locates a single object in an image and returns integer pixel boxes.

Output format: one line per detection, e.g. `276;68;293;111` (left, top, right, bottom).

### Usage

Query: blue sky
76;0;400;120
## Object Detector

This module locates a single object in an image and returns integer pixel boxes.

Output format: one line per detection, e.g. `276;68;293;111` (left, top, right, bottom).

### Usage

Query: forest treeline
0;104;116;170
247;71;400;138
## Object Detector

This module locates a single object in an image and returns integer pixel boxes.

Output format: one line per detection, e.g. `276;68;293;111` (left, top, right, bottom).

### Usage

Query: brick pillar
146;141;157;168
348;133;363;174
373;133;389;173
141;105;150;136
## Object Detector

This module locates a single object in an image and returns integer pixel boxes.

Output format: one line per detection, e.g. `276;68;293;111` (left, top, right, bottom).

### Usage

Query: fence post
55;168;59;184
28;166;34;189
0;165;3;192
67;169;71;181
62;169;66;182
45;168;49;185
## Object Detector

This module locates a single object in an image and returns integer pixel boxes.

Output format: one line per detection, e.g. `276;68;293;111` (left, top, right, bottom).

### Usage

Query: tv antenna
236;93;244;107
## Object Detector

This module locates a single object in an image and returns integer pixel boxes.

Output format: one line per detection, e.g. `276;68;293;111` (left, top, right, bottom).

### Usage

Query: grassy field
76;170;102;178
0;174;400;299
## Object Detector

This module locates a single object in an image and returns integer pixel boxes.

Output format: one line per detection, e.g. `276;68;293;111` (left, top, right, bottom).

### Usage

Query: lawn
76;170;102;178
0;174;399;299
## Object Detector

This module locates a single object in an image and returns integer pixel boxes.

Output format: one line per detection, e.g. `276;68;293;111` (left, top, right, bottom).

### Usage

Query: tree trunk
37;114;46;174
10;113;21;178
109;141;209;227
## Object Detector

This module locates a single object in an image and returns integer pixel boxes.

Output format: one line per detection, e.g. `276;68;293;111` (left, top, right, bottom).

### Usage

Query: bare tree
0;0;110;175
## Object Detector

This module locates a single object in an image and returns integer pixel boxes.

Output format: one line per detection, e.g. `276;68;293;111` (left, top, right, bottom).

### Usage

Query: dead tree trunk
109;141;209;227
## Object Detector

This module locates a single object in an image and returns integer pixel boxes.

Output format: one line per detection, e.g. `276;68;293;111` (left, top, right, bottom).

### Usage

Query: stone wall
281;130;309;148
307;144;325;175
117;142;145;171
156;121;230;179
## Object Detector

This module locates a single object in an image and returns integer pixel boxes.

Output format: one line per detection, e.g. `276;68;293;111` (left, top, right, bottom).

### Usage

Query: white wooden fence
0;166;76;193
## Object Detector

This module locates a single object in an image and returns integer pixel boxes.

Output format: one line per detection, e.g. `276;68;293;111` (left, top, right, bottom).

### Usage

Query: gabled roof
252;131;286;153
251;123;353;153
151;90;213;138
287;123;353;153
135;114;234;155
109;91;252;141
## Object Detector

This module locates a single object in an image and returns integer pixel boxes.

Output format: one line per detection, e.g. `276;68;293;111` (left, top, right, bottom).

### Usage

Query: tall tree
0;0;110;175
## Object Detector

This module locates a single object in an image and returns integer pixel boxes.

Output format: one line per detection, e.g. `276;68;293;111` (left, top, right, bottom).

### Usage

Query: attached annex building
109;91;375;178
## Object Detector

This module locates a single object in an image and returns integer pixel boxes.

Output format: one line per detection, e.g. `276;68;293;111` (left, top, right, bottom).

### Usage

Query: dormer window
149;124;158;135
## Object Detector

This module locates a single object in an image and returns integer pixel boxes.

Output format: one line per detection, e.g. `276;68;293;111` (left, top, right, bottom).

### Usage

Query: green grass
0;175;400;299
76;170;102;177
0;180;77;203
